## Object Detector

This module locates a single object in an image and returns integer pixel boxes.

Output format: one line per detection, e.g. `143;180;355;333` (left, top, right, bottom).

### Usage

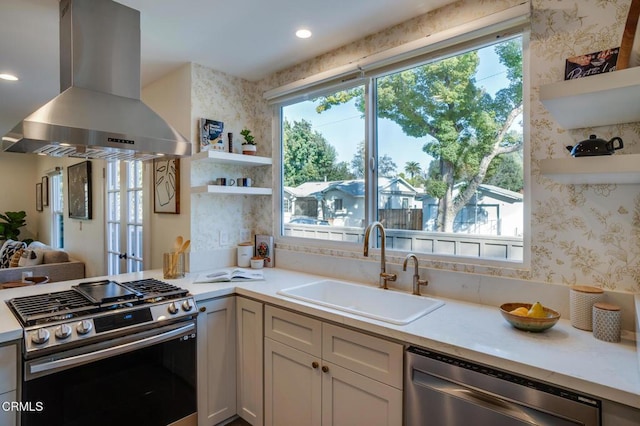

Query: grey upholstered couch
0;260;85;284
0;240;85;284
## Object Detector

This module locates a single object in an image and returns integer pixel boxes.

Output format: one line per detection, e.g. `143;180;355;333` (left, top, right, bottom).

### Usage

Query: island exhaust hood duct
1;0;191;160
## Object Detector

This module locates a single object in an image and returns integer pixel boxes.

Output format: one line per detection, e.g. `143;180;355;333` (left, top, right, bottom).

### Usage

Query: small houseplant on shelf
240;129;257;155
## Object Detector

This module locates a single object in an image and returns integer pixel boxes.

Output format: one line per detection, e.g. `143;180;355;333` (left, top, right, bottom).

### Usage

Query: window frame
273;26;531;269
50;172;64;249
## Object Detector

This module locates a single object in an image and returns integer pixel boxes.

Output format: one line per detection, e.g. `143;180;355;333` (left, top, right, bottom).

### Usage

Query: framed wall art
153;158;180;214
41;176;49;207
35;183;43;212
67;161;92;220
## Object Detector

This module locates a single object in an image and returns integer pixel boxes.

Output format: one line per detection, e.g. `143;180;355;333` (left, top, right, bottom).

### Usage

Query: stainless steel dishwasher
405;346;601;425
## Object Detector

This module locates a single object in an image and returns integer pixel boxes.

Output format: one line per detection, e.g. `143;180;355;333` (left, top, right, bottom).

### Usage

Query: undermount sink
277;279;444;325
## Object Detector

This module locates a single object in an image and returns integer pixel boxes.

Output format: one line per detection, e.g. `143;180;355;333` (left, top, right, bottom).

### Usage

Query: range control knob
31;328;50;345
168;302;179;315
182;300;194;312
76;320;93;335
55;324;73;340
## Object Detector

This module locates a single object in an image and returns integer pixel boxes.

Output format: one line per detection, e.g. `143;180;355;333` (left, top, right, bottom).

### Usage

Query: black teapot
566;135;623;157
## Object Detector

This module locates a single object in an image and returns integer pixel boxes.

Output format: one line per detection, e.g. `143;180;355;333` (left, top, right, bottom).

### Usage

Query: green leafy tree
283;119;354;187
484;151;523;192
316;39;523;232
350;141;397;178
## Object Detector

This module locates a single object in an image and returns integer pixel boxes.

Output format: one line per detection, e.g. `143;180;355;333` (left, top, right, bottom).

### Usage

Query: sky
282;42;514;177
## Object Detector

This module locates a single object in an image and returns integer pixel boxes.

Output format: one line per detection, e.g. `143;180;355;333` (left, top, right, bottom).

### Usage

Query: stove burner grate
7;290;96;326
122;278;188;300
6;278;189;327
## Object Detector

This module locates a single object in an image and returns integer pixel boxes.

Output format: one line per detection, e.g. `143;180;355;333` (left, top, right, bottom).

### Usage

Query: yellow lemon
527;301;546;318
509;307;529;317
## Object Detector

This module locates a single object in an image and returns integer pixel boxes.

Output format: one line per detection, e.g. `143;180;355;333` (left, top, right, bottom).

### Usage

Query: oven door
22;320;197;426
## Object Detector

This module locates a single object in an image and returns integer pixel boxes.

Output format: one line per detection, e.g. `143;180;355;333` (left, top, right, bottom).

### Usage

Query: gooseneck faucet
403;253;429;296
363;221;397;289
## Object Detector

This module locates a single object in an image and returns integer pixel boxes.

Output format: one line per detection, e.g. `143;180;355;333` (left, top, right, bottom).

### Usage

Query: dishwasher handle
413;369;558;425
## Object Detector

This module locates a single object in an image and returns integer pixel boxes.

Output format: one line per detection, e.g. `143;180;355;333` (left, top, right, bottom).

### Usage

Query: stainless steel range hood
2;0;191;161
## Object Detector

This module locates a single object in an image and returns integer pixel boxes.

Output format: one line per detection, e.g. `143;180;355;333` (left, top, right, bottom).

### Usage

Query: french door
106;161;144;274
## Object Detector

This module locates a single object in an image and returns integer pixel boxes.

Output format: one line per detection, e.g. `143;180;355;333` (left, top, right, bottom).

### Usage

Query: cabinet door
237;297;264;426
321;361;402;426
0;344;17;395
265;338;321;426
0;391;16;426
197;297;237;426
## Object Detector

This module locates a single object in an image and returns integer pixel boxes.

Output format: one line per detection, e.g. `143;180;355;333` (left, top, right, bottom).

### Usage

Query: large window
280;34;525;262
50;173;64;249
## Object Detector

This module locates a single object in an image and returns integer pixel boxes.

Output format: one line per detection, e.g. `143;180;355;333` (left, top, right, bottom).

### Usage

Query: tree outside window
281;36;524;260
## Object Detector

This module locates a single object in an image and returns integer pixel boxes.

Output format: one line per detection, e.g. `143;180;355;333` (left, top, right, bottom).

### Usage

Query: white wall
142;63;193;270
0;152;38;241
33;156;106;277
0;152;107;277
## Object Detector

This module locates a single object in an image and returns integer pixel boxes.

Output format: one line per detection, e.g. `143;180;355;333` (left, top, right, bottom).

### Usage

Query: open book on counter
194;267;264;283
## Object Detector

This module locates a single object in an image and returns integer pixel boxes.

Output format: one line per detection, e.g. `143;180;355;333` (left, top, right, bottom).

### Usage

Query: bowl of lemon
500;302;560;332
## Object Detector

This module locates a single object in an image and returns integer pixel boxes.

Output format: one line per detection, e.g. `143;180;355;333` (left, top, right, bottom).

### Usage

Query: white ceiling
0;0;455;138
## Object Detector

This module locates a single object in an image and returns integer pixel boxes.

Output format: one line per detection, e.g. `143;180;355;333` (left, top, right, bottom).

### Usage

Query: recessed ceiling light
296;29;312;39
0;74;18;81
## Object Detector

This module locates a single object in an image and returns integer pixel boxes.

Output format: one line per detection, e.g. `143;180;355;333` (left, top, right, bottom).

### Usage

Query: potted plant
0;210;31;244
240;129;257;155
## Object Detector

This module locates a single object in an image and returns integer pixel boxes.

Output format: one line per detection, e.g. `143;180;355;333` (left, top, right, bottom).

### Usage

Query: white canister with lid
592;303;621;343
237;242;253;267
569;285;604;331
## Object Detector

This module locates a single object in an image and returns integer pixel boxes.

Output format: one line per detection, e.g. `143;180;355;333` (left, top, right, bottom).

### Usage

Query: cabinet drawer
322;323;403;389
265;306;322;357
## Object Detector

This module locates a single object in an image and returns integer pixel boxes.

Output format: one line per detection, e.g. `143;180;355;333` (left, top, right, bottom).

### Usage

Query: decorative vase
242;144;257;155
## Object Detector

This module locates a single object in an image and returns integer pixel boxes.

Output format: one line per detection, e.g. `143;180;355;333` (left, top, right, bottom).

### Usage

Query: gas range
6;278;197;359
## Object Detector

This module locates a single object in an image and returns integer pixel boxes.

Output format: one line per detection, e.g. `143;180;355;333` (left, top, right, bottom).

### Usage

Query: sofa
0;240;85;284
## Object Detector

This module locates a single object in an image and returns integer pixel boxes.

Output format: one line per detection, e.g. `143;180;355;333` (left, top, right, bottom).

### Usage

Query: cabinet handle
321;365;329;373
312;361;319;369
199;307;206;313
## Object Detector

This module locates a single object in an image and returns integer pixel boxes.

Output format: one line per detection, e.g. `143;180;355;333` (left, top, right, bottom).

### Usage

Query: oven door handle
28;322;195;377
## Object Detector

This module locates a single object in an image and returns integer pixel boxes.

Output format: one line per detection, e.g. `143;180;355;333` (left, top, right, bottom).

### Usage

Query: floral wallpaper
253;0;640;292
530;0;640;292
190;64;273;252
189;0;639;292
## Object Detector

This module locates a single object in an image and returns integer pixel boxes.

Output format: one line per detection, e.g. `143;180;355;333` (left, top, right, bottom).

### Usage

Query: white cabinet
236;297;264;426
264;306;403;426
197;297;237;426
191;150;272;195
0;343;17;426
265;338;322;426
0;391;16;426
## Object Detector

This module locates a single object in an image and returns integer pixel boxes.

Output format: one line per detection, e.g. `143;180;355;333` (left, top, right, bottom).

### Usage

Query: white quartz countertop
1;268;638;409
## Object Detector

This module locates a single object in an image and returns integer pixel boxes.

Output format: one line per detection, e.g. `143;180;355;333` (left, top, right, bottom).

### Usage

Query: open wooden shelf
191;185;273;195
191;150;272;166
540;67;640;129
539;154;640;184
